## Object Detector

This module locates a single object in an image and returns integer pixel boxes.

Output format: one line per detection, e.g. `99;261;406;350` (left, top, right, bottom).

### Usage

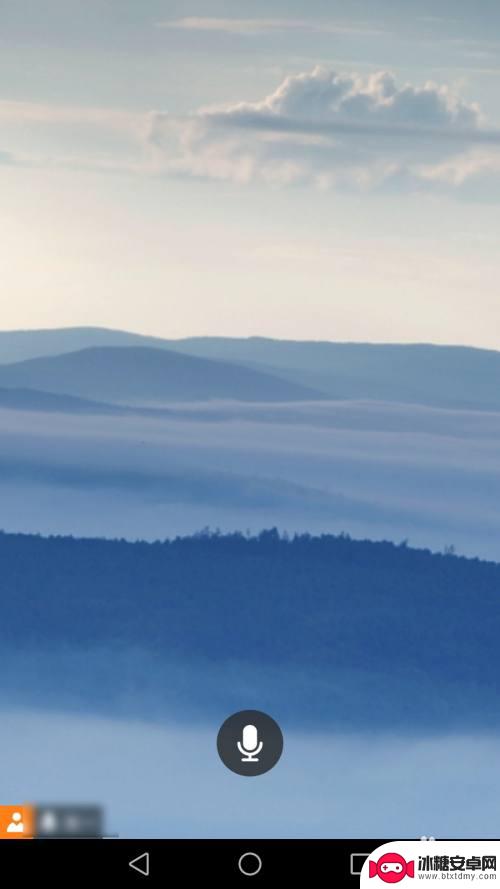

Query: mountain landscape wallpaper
1;1;500;839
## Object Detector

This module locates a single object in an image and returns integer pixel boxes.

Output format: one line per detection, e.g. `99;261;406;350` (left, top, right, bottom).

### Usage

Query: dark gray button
217;710;284;776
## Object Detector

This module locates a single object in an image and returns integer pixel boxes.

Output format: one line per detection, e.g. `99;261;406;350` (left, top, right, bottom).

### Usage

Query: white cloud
1;69;499;197
150;66;500;193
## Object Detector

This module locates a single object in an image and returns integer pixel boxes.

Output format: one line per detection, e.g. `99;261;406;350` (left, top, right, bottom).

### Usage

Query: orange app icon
0;805;34;839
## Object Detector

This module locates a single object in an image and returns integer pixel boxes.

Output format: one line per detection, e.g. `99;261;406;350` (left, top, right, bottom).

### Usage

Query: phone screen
1;1;499;882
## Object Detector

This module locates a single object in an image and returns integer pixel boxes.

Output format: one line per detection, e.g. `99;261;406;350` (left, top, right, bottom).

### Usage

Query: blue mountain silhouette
0;346;323;404
1;327;500;409
1;529;498;730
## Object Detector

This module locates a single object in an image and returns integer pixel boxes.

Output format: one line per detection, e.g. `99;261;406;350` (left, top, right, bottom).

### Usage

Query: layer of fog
0;400;499;559
1;646;492;732
2;708;499;838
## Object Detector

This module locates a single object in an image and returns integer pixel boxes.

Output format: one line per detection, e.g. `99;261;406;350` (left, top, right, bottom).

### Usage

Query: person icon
7;811;24;833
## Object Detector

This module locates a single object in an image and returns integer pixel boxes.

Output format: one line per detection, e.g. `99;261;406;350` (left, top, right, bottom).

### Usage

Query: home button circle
238;852;263;877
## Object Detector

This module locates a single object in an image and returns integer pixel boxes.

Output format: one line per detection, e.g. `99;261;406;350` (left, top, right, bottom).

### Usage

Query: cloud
159;17;383;37
150;66;500;193
1;69;499;196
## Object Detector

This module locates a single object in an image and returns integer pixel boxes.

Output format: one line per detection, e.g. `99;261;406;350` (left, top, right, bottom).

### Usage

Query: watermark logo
369;852;415;883
362;843;499;886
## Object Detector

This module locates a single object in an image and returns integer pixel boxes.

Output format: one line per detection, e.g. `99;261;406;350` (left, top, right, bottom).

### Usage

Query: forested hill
1;529;499;728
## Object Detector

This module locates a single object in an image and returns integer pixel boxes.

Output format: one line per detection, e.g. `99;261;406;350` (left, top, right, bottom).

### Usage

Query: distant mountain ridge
0;345;323;405
0;326;168;364
167;337;500;411
0;387;124;415
0;326;499;410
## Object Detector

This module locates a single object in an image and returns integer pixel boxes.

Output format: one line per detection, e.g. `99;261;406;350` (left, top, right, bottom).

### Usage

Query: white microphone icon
237;724;264;762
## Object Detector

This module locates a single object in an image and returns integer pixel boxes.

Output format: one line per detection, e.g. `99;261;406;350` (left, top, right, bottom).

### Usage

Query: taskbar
4;838;498;885
0;839;388;885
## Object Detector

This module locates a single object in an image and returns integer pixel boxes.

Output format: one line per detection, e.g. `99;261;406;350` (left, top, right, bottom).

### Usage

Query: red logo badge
369;852;415;883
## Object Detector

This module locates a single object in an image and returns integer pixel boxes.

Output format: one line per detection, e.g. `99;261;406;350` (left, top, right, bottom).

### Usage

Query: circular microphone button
217;710;284;776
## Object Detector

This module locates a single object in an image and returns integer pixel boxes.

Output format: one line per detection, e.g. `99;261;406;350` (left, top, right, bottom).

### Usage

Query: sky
1;1;500;346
